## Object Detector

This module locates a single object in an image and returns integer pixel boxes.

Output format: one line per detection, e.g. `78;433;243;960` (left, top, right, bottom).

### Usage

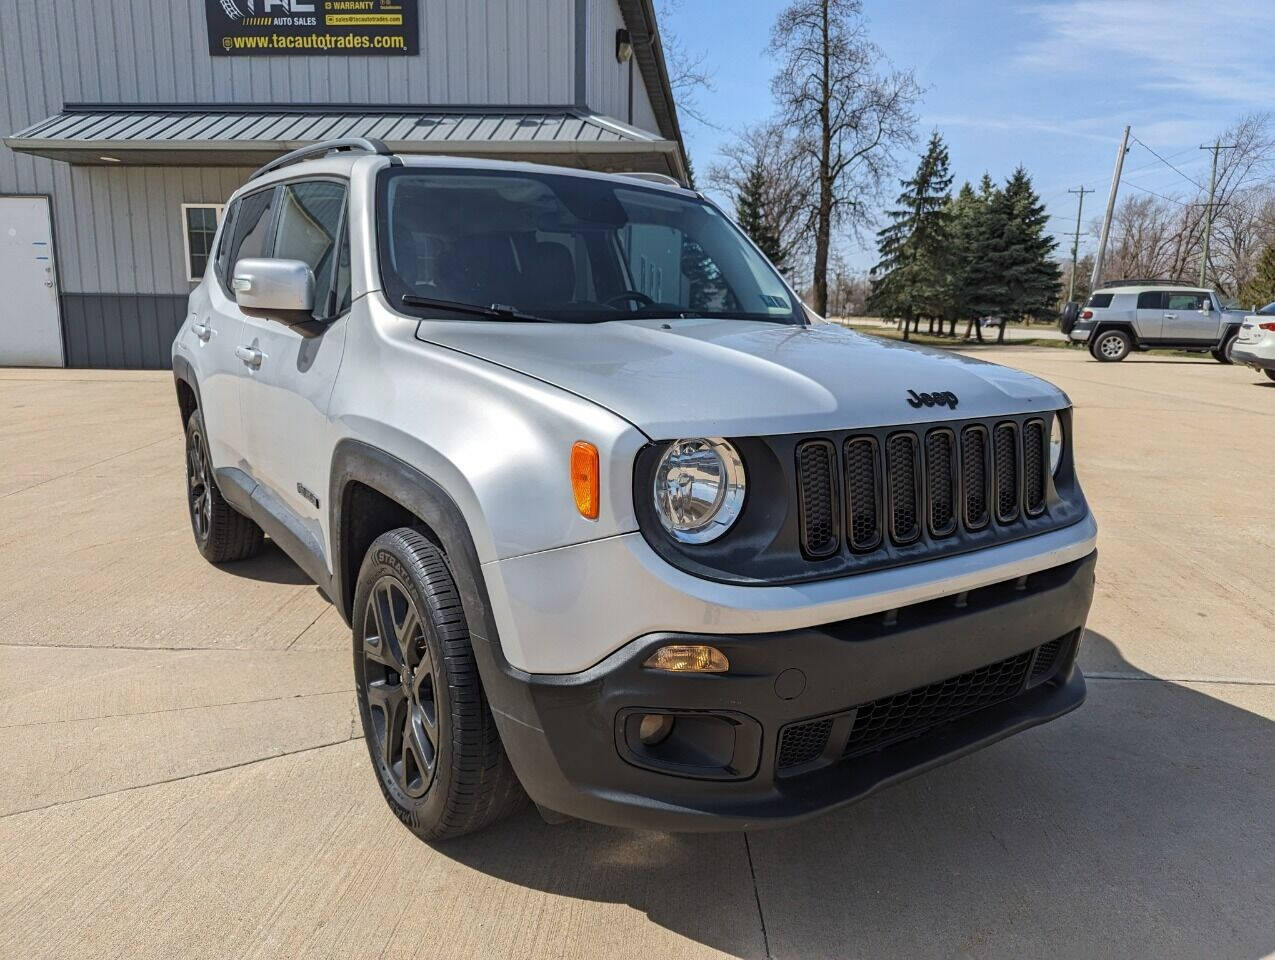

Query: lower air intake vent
1029;636;1064;684
776;716;834;771
843;649;1034;759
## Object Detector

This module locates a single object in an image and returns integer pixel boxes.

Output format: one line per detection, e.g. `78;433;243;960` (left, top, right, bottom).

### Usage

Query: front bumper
475;550;1096;832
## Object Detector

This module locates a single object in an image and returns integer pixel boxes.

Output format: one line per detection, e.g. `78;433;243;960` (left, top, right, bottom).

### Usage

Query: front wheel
353;528;525;841
1213;331;1238;364
1093;329;1131;362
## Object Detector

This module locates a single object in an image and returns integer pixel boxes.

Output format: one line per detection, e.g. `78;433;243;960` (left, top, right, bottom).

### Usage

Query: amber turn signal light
571;441;600;519
643;644;730;673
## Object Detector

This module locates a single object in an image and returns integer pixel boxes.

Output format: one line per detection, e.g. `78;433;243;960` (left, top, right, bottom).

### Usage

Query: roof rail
250;137;396;181
1101;278;1203;288
619;171;684;188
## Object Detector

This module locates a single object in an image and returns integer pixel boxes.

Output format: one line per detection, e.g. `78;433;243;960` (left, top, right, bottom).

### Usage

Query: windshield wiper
401;294;554;323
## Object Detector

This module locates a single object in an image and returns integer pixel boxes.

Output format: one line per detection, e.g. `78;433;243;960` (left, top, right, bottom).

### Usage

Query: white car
1231;302;1275;382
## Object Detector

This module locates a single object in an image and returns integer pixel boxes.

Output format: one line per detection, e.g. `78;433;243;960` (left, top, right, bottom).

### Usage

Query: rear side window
272;180;347;318
1166;292;1208;311
214;202;239;280
1086;293;1113;308
1136;291;1165;309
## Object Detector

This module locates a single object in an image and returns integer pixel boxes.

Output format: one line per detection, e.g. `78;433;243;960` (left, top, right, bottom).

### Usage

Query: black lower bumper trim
474;551;1096;832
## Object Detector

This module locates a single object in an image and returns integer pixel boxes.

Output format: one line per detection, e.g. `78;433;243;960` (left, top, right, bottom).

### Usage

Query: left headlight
652;438;746;543
1050;414;1065;476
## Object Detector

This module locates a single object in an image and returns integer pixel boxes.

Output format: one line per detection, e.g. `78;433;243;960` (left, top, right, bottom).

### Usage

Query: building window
181;204;225;282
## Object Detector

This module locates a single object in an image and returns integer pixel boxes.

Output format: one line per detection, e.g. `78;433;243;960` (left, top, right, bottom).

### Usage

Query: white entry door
0;196;63;366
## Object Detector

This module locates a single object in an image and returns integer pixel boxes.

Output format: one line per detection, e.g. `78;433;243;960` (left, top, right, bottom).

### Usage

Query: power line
1129;135;1206;190
1122;180;1188;207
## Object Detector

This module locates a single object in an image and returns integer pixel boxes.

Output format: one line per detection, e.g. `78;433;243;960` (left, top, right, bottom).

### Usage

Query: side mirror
231;258;314;313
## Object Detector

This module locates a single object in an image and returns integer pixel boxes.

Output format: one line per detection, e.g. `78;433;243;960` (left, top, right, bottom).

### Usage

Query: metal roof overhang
4;105;685;180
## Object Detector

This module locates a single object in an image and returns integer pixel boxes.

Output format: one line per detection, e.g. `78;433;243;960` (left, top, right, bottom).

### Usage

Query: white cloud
1015;0;1275;104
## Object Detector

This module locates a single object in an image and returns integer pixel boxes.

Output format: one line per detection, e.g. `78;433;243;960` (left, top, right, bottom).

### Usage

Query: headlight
1050;415;1065;475
652;438;746;543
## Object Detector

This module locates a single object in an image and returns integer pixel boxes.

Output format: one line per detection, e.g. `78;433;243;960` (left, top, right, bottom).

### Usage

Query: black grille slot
925;429;958;537
843;649;1034;759
796;440;840;558
1029;636;1064;684
961;425;990;530
1023;419;1047;516
885;433;921;544
993;422;1020;523
844;437;882;551
776;716;834;771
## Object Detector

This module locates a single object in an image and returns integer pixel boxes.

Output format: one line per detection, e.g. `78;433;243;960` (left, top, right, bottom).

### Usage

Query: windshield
376;167;801;325
1259;302;1275;315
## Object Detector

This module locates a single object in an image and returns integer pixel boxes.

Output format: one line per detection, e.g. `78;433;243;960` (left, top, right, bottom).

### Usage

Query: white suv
1231;303;1275;382
172;139;1097;840
1068;282;1247;362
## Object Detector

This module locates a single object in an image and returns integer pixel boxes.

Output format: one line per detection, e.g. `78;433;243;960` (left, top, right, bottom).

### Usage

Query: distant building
1;0;685;368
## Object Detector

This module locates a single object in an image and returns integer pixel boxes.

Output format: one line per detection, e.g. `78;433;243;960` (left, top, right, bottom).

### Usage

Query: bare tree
1098;114;1275;295
769;0;920;314
708;122;814;278
656;0;717;130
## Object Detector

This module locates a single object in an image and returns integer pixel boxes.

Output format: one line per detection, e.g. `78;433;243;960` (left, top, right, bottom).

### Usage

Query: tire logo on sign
220;0;248;19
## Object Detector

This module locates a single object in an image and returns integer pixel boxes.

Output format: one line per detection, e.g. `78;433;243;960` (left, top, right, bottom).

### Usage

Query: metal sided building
0;0;686;368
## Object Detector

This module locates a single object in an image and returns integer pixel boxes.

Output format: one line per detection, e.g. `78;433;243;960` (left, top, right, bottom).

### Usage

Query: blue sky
661;0;1275;270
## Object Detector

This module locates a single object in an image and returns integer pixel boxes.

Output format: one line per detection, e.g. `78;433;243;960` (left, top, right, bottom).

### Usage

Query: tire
1265;369;1275;383
1213;330;1238;364
185;409;264;563
353;527;525;841
1093;329;1131;362
1060;301;1080;336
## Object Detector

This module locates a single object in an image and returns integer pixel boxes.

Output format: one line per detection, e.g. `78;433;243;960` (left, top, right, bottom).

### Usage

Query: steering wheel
606;291;656;309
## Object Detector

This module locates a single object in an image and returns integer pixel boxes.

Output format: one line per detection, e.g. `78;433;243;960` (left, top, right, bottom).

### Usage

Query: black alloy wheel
361;575;441;799
186;422;213;543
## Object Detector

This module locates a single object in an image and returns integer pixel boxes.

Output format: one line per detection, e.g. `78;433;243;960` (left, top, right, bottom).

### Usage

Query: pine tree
734;160;788;273
997;167;1061;341
867;132;954;340
1239;240;1275;307
961;176;1010;342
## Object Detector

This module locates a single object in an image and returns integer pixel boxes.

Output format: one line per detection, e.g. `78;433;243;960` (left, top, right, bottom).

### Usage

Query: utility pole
1091;125;1130;291
1067;186;1092;302
1199;139;1238;287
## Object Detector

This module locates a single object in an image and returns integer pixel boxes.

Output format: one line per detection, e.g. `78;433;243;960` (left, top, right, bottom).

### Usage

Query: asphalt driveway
0;349;1271;959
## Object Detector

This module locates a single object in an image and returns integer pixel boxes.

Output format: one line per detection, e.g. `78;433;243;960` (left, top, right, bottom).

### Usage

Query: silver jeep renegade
173;138;1097;839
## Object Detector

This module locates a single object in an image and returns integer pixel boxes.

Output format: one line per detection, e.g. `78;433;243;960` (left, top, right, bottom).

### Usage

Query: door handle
1163;313;1177;319
234;345;263;368
191;322;211;342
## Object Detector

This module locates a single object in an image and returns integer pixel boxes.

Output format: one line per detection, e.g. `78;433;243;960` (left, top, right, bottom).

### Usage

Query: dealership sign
205;0;419;56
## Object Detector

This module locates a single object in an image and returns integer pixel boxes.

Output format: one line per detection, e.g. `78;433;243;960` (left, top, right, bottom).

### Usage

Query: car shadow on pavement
436;629;1274;960
217;539;314;585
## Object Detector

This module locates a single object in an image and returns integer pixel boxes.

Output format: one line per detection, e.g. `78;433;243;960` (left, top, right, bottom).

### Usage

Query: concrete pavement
0;353;1271;959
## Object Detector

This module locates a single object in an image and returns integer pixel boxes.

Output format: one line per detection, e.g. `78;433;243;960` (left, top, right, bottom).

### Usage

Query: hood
414;317;1068;439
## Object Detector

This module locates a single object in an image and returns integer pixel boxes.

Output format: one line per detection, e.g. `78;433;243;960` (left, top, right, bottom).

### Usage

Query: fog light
643;644;729;673
638;713;674;744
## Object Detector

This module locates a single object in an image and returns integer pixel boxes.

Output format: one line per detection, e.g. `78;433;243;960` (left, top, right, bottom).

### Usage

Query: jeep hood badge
907;390;958;409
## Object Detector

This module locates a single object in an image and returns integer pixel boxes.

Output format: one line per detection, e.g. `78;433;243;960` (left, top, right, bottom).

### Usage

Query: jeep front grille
795;414;1053;561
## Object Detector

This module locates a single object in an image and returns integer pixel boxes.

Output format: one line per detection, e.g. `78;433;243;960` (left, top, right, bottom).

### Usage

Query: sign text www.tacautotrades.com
205;0;419;56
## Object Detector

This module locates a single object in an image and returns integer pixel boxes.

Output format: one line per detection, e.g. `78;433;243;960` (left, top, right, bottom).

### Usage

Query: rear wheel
1093;329;1131;362
185;409;263;563
353;527;525;841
